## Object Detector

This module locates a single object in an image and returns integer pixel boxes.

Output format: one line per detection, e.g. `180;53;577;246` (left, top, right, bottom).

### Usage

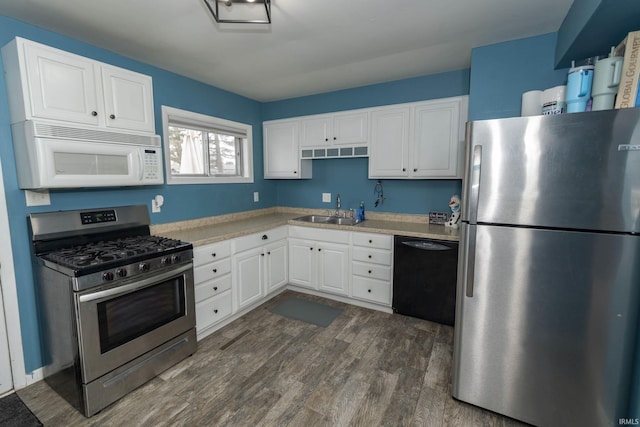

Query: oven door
75;262;195;383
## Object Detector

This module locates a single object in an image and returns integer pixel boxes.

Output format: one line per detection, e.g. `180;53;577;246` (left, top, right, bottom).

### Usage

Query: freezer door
462;109;640;233
452;223;640;427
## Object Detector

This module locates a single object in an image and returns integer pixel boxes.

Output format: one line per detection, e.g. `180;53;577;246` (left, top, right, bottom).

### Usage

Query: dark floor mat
0;393;42;426
270;297;342;327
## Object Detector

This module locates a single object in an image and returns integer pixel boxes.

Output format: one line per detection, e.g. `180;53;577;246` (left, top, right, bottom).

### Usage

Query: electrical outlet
322;193;331;203
25;189;51;206
253;191;259;202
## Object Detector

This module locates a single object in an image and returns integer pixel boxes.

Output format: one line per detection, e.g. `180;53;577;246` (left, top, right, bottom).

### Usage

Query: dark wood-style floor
18;290;526;426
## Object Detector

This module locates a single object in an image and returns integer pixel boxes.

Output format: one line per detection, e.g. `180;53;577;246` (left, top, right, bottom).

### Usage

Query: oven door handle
78;263;192;303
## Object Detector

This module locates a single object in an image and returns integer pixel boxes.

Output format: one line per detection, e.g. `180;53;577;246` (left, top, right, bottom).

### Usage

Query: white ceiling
0;0;574;102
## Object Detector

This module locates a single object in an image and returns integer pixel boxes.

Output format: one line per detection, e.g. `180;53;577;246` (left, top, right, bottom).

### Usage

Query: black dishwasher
392;235;458;326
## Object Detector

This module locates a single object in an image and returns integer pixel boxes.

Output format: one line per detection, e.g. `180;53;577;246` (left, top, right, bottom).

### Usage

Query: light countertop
151;207;459;246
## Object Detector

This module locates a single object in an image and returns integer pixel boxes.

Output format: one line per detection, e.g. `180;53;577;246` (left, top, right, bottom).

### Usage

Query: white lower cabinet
232;227;288;311
193;240;233;334
350;232;393;306
288;226;350;297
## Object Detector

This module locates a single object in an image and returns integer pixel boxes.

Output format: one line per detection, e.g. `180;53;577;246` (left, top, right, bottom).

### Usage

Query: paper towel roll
521;90;542;116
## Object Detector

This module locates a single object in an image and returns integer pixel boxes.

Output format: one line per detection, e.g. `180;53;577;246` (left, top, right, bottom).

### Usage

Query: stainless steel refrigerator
452;108;640;426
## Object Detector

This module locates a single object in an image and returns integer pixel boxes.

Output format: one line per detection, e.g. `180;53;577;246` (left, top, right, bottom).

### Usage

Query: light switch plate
253;191;259;202
25;189;50;206
322;193;331;203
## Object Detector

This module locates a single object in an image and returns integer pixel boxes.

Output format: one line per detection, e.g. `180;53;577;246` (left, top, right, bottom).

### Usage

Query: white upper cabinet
300;111;368;147
263;119;311;179
100;65;155;133
2;37;155;133
369;96;468;179
369;106;411;177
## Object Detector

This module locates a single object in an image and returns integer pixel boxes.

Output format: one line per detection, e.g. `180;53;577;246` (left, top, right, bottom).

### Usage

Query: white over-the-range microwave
11;120;164;189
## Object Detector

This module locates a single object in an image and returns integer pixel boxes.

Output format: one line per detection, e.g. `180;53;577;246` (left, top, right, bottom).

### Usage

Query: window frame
161;105;254;185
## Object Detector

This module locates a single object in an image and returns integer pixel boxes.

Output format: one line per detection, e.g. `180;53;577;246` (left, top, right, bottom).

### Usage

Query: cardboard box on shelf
615;30;640;108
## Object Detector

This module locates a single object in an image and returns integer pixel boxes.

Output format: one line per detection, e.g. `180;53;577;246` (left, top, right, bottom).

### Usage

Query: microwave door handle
137;150;144;181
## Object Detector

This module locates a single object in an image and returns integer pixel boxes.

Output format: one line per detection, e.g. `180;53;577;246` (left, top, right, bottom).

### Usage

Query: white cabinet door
234;247;264;310
101;65;155;133
265;239;288;293
333;112;368;145
24;42;100;126
300;116;331;148
264;120;310;179
317;242;349;296
369;107;410;178
413;100;460;178
288;238;316;289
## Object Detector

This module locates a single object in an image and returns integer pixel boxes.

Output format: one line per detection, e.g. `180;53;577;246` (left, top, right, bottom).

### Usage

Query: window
162;106;253;184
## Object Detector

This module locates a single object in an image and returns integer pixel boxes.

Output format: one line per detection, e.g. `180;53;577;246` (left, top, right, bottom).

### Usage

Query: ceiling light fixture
204;0;271;24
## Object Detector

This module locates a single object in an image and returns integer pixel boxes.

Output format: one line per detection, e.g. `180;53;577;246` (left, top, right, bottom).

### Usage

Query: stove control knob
171;254;181;263
103;271;114;281
138;263;150;272
116;268;127;278
161;256;171;265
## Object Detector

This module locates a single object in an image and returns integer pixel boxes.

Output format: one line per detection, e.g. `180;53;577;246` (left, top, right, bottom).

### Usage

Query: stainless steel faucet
335;194;341;216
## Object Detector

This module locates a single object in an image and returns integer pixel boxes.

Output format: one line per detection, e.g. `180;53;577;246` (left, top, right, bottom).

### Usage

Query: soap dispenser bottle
358;202;365;221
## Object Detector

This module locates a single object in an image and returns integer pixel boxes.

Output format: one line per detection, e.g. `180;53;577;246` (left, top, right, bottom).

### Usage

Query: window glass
162;106;253;184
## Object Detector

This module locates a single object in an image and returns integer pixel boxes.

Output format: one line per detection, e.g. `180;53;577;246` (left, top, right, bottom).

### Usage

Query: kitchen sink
293;215;361;226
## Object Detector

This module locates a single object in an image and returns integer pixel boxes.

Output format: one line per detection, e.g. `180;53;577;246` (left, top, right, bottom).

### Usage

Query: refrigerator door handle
464;224;477;297
468;145;482;225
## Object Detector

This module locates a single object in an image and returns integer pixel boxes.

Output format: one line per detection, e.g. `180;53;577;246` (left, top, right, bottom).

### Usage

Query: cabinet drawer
352;276;391;305
196;291;232;332
352;261;391;281
194;274;232;303
352;247;392;266
194;258;231;285
233;226;288;253
352;232;392;250
194;240;231;266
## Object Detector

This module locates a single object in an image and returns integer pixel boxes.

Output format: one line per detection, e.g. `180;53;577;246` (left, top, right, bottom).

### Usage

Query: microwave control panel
142;149;162;182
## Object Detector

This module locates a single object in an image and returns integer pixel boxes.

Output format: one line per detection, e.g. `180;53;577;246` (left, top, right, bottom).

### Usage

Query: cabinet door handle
261;253;265;257
213;286;218;291
333;137;337;140
325;138;329;141
212;253;216;258
368;270;372;274
213;269;217;273
262;235;268;240
91;111;98;116
318;248;321;252
369;239;372;243
213;309;218;314
413;168;418;172
109;114;116;119
309;247;313;251
402;168;406;172
367;289;372;293
267;251;271;255
368;255;372;259
294;171;298;174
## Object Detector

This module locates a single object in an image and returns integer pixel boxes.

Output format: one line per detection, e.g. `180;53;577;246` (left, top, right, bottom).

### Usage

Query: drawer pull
213;309;218;314
213;286;218;291
318;248;322;252
267;251;271;255
261;253;265;257
212;253;216;257
309;247;313;251
213;268;217;273
367;289;372;293
369;239;372;243
368;255;372;259
262;234;268;240
368;270;372;274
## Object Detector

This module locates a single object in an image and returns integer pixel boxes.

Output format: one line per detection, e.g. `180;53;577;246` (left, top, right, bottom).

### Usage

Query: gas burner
43;235;191;271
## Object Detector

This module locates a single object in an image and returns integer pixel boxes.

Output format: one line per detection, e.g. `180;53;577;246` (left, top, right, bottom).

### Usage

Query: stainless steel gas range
30;205;197;417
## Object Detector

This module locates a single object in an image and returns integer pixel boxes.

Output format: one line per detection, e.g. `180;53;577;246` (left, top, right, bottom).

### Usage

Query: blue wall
469;33;569;121
262;69;470;215
0;16;275;371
